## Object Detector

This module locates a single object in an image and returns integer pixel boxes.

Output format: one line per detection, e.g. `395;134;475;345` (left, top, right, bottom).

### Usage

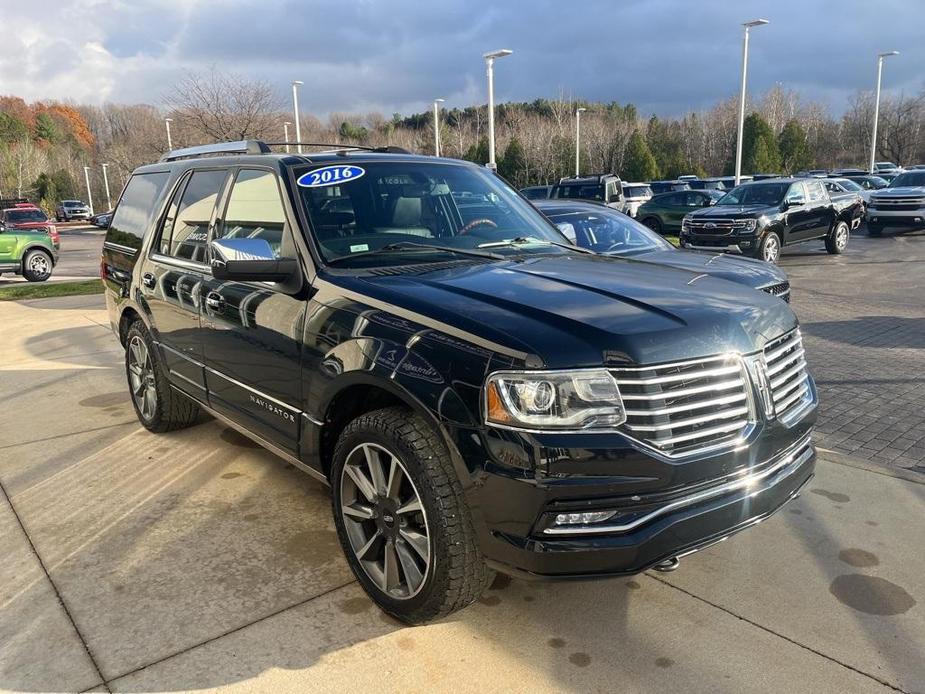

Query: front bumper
478;430;815;580
866;208;925;229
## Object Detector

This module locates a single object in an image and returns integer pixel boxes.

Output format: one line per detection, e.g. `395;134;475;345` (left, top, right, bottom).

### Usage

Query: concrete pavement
0;295;922;693
0;224;104;286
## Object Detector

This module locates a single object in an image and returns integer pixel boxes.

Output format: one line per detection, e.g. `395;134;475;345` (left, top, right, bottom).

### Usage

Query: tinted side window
786;183;807;203
807;181;827;202
158;169;227;263
105;172;170;250
216;169;293;259
662;193;680;206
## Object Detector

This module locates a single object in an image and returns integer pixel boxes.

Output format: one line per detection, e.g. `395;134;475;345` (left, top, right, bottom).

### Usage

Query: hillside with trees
2;69;924;211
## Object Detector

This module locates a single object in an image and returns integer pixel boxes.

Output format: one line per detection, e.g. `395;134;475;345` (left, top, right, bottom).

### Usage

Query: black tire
22;249;53;282
124;321;199;433
331;407;491;624
867;223;883;237
825;220;849;254
641;217;662;234
754;231;782;264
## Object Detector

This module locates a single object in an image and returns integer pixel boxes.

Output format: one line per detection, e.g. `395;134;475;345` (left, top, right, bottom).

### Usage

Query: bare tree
165;67;282;144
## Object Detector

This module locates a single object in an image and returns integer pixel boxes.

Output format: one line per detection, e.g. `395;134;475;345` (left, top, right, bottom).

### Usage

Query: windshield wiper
478;236;596;255
327;241;506;265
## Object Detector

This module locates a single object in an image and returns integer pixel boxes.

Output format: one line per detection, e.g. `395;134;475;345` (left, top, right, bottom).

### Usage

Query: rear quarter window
105;172;171;251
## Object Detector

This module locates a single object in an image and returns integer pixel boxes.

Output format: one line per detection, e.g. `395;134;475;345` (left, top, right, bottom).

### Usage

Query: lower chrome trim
542;434;813;536
157;341;205;368
170;385;329;485
169;369;206;391
103;241;139;255
205;366;300;413
686;243;742;253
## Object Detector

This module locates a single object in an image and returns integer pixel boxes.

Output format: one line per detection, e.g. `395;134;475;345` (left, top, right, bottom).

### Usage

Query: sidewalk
0;296;921;693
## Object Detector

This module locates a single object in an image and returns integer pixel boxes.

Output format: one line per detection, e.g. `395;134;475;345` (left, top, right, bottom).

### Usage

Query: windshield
297;161;571;266
889;171;925;188
623;185;652;198
5;209;48;223
556;184;602;201
63;201;84;208
834;179;863;192
544;206;673;256
716;182;789;206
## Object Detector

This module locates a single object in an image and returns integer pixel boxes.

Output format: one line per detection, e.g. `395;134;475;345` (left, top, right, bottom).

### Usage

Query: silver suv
866;170;925;236
55;200;91;221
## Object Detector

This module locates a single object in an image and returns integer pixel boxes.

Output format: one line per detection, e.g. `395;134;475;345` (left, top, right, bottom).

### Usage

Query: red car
0;204;60;247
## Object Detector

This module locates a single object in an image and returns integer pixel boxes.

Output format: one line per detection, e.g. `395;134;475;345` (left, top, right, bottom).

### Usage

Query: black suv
101;141;817;623
681;179;863;263
549;173;626;212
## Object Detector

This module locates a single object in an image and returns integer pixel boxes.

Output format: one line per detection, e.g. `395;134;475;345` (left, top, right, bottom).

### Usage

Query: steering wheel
458;218;498;235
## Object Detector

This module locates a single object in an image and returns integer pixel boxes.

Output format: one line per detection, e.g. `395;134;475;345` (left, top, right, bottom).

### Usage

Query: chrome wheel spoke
395;539;424;593
396;497;423;515
342;502;376;520
383;540;401;593
364;445;387;495
399;527;429;563
345;464;377;503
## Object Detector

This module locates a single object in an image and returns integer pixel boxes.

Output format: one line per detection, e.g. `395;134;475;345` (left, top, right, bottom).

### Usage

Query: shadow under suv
101;140;817;624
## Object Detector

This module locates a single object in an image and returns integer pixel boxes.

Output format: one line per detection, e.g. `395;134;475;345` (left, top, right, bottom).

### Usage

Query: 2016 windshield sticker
297;165;365;188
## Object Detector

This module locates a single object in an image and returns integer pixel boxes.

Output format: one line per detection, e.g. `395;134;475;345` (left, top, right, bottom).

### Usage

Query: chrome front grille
763;330;812;422
685;218;752;235
870;196;925;209
760;281;791;302
613;355;752;457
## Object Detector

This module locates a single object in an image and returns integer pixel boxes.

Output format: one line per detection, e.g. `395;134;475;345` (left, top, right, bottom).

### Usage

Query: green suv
0;222;59;281
636;189;723;234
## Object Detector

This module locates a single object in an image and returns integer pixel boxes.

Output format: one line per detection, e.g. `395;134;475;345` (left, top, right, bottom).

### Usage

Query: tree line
1;68;924;211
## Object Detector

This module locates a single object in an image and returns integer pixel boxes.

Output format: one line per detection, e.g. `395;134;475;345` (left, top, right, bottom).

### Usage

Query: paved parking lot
0;224;103;286
0;228;922;693
780;230;925;474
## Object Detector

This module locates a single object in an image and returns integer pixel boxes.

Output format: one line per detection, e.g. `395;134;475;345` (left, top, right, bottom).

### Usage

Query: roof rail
264;142;412;155
159;140;272;162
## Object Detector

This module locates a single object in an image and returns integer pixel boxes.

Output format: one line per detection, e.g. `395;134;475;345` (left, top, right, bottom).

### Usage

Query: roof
533;199;614;213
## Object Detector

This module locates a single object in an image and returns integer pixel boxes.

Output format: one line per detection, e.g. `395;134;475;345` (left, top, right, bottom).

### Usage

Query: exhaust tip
652;557;680;573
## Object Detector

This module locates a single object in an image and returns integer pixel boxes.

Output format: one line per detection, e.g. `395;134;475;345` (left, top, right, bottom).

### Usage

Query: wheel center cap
377;498;399;535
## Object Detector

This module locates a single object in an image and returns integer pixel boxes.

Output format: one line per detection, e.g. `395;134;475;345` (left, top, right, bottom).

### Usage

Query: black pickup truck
680;178;863;263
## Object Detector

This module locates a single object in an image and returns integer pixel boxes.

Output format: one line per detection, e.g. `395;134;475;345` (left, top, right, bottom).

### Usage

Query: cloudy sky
2;0;923;118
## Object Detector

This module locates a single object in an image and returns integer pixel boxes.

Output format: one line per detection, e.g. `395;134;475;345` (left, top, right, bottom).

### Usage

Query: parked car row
101;141;818;624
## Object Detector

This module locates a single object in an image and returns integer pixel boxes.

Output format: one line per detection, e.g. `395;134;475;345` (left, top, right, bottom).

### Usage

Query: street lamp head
743;18;769;27
576;107;587;114
483;49;513;60
164;117;172;123
292;80;304;86
434;98;445;104
878;50;900;58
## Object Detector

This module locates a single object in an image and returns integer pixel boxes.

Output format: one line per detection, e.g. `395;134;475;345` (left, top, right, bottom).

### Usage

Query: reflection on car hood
343;254;797;369
608;249;787;289
688;204;774;217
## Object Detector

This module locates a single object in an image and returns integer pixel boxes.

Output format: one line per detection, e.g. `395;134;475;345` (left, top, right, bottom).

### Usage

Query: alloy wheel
28;254;49;275
835;224;849;250
339;443;431;599
763;235;780;263
127;335;157;420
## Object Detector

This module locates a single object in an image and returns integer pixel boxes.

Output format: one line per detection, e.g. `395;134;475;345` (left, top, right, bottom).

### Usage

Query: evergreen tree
463;136;490;165
621;130;659;181
498;137;527;186
778;119;812;174
0;112;29;142
34;112;61;143
741;113;781;174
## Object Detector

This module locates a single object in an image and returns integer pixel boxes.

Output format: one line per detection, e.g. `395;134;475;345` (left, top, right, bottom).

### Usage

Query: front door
141;168;229;397
199;168;306;454
782;182;815;243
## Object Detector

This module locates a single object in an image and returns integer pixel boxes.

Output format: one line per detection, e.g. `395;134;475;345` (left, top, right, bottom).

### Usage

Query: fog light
739;240;753;248
554;510;616;526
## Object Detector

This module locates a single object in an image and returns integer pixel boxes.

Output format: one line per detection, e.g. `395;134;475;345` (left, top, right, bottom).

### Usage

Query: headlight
681;216;691;232
485;369;625;431
739;218;757;232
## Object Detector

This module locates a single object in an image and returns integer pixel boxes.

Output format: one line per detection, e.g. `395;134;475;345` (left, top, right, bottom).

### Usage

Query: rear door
140;168;229;397
199;167;306;454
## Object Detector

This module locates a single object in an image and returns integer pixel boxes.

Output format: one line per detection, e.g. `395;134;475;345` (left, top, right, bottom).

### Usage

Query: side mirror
210;238;298;283
784;195;805;208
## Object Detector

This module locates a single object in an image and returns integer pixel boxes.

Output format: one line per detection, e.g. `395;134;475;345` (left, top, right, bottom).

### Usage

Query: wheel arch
21;244;55;268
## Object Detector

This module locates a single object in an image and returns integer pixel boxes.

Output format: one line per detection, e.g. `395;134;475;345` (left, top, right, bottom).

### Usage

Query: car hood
342;254;797;369
6;221;50;230
873;186;925;198
688;204;775;218
609;249;787;290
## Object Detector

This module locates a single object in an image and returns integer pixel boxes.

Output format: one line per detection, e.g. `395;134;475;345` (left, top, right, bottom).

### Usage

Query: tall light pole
164;117;173;150
433;98;445;156
292;80;304;154
483;49;513;170
575;107;587;176
283;121;292;153
869;51;900;173
101;163;112;210
734;19;769;185
83;166;94;215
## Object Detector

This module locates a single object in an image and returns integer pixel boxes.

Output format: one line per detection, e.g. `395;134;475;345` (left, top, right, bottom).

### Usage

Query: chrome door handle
205;292;225;310
141;272;156;289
